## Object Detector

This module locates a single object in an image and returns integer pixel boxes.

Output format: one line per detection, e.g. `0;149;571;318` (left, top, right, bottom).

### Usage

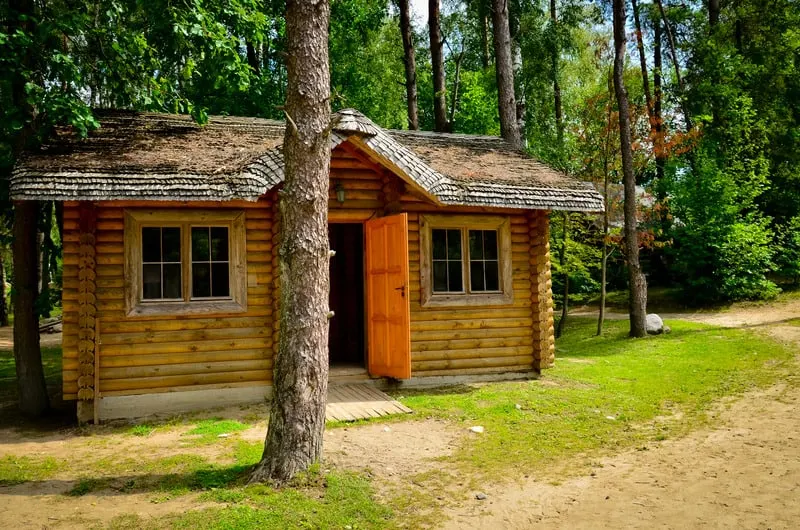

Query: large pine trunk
491;0;521;148
250;0;331;485
13;201;49;416
429;0;449;132
398;0;419;130
612;0;648;337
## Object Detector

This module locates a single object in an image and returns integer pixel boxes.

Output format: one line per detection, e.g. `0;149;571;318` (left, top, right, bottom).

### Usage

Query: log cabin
11;108;603;422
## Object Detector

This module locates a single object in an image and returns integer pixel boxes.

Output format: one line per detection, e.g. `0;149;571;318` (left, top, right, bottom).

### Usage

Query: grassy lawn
0;317;796;528
402;318;796;481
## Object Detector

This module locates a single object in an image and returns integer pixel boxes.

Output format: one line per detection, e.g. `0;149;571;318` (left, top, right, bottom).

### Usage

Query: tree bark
631;0;653;120
9;0;49;416
555;213;569;339
491;0;521;148
550;0;563;149
708;0;720;27
40;201;53;318
246;40;260;75
13;201;49;416
250;0;331;486
655;0;692;131
597;72;614;337
612;0;648;338
449;45;465;125
481;13;491;69
429;0;449;132
397;0;419;130
0;251;8;327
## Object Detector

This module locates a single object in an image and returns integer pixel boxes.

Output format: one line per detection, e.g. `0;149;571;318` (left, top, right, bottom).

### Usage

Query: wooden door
365;213;411;379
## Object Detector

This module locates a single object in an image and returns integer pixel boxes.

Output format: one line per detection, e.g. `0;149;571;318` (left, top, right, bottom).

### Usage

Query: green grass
0;346;62;404
0;455;64;485
183;418;250;444
401;318;795;479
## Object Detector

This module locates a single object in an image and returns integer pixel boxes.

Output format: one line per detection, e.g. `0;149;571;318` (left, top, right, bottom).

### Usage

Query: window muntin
141;227;182;300
468;229;500;292
191;226;231;298
432;229;464;293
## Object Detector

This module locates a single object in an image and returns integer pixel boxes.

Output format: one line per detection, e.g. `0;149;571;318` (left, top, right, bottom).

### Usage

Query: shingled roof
10;108;603;212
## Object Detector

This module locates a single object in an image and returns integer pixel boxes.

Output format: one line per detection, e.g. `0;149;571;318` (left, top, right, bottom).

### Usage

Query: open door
365;213;411;379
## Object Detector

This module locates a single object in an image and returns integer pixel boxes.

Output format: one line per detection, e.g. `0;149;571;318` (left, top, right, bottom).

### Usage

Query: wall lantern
334;181;346;204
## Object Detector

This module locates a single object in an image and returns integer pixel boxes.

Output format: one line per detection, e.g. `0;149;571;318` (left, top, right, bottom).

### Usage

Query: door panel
365;213;411;379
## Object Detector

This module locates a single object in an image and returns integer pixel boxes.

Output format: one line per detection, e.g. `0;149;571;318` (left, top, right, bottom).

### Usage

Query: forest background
1;0;798;324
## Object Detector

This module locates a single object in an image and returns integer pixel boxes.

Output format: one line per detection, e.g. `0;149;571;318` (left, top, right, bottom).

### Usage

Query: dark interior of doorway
328;223;365;367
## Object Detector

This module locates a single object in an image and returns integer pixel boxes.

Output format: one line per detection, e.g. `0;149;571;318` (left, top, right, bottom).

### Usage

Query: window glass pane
469;230;484;260
142;228;161;263
142;264;161;299
161;227;181;262
432;229;447;260
211;227;229;261
447;229;462;259
470;261;485;291
485;260;500;291
484;230;498;260
163;264;182;298
212;263;230;297
192;227;210;261
448;260;463;292
192;263;211;298
433;261;448;292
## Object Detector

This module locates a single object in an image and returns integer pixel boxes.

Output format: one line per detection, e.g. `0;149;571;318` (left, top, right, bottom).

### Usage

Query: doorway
328;223;365;369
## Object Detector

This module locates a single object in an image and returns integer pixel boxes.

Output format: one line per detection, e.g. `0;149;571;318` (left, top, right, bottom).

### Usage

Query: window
420;215;513;307
125;210;247;316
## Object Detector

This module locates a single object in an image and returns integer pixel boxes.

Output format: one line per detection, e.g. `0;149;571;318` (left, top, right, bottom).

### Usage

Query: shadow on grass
0;463;255;497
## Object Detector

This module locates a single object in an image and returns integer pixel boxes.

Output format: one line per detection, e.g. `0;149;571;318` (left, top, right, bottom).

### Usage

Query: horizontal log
411;326;533;342
99;348;271;369
412;345;533;362
99;315;269;334
101;337;271;356
410;308;531;322
412;354;534;372
98;380;272;398
99;369;271;392
94;200;267;209
411;317;532;332
412;335;533;353
411;365;532;378
100;359;272;380
101;326;270;346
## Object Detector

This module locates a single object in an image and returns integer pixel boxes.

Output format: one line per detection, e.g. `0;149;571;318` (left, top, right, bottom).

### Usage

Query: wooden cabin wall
60;144;554;401
328;145;541;378
61;200;274;400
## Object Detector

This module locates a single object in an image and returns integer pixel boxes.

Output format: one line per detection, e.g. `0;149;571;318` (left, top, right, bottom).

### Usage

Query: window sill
420;291;513;308
127;299;247;317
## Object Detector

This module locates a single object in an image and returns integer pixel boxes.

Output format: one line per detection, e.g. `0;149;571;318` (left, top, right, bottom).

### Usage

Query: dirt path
444;302;800;529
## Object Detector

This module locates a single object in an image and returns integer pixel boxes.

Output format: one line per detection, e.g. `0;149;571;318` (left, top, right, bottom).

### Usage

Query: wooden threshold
326;384;412;422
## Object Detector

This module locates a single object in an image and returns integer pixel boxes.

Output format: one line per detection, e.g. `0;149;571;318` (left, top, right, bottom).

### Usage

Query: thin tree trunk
550;0;563;150
429;0;449;132
40;201;53;318
250;0;331;486
10;0;49;416
0;251;7;327
491;0;521;148
654;0;692;131
555;213;569;339
397;0;419;130
631;0;653;121
597;71;614;337
653;20;665;184
708;0;720;27
481;13;491;69
246;41;260;74
13;201;49;416
612;0;648;338
449;46;465;125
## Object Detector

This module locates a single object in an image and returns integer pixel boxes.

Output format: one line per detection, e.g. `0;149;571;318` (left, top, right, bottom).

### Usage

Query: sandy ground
444;301;800;529
1;300;798;528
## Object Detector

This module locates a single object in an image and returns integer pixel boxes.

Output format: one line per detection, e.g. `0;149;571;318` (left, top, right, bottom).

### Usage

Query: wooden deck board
326;384;412;422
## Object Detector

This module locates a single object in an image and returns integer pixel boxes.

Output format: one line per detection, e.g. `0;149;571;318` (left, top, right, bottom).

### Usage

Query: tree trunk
550;0;563;150
708;0;720;27
39;201;53;318
246;40;260;75
481;13;491;69
13;201;49;416
491;0;521;148
612;0;648;338
0;251;7;327
449;47;465;125
655;0;692;131
555;213;569;339
597;72;614;337
653;18;669;231
631;0;653;121
250;0;331;486
397;0;419;130
429;0;449;132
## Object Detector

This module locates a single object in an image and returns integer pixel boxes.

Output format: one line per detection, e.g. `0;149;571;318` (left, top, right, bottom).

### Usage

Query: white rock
469;426;485;434
646;314;665;335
